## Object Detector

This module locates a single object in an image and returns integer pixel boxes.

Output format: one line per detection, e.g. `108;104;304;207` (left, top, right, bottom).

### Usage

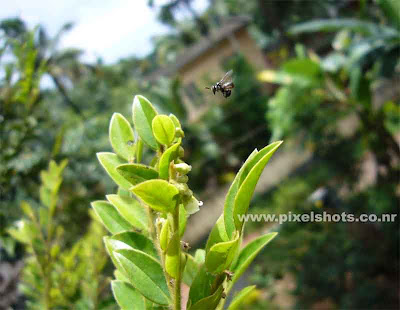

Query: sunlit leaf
132;95;158;150
109;113;135;161
152;115;176;146
97;152;132;190
131;179;179;213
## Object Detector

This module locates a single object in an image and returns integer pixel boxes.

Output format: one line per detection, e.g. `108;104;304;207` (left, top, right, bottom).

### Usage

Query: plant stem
173;204;181;310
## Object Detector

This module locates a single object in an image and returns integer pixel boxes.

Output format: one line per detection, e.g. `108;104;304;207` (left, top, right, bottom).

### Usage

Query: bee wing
219;70;233;85
221;81;234;89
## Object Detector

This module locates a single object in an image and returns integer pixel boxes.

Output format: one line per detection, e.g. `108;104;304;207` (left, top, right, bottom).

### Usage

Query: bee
206;70;235;98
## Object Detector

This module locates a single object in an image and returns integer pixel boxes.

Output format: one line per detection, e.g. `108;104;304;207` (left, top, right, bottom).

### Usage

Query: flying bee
206;70;235;98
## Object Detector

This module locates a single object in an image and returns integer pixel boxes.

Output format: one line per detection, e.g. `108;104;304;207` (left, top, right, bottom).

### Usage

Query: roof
146;16;251;81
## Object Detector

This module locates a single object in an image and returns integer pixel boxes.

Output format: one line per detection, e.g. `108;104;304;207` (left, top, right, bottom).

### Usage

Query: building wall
177;27;267;122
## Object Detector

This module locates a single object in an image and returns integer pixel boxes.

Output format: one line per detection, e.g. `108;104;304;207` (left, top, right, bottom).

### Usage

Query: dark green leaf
189;285;223;310
205;233;240;274
115;248;170;305
116;163;158;186
188;265;216;306
110;231;158;259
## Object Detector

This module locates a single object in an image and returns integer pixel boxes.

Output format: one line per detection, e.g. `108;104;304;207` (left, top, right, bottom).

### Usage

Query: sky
1;0;208;64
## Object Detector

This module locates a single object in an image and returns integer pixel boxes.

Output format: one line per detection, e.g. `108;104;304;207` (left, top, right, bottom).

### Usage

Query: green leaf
183;249;205;286
91;201;131;234
132;95;158;150
109;113;135;161
111;280;146;310
107;194;148;232
116;163;159;186
224;149;258;239
131;179;179;213
231;232;277;286
110;231;158;259
206;215;229;253
227;285;256;310
97;152;132;190
152;115;176;146
159;141;181;180
115;248;170;305
205;233;240;274
188;265;216;306
233;141;283;230
189;285;223;310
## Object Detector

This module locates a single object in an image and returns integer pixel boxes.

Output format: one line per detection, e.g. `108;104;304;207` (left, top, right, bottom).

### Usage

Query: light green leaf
224;149;258;239
97;152;132;190
152;115;176;146
115;248;170;305
179;204;187;237
160;218;171;251
206;215;229;253
116;163;158;186
227;285;256;310
189;285;223;310
131;179;179;213
205;233;240;274
231;232;277;286
109;113;135;161
169;113;182;129
132;95;158;150
91;201;131;234
159;141;180;180
107;194;148;232
233;141;283;230
111;280;145;310
165;232;180;278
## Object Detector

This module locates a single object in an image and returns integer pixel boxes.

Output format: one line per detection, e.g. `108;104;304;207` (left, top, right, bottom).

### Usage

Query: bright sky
1;0;208;64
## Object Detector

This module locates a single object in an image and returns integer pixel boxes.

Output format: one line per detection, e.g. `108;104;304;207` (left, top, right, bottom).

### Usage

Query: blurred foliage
250;1;399;308
7;161;115;309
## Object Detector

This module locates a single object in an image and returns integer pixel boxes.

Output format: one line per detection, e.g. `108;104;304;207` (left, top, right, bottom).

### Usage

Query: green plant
91;94;282;310
7;160;113;310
